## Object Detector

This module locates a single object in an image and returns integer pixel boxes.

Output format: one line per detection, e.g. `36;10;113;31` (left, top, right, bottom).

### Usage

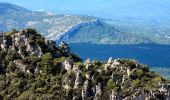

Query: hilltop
0;29;169;99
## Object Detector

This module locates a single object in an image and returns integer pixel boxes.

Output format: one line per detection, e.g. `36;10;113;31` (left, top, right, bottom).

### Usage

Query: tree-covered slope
0;29;170;99
0;2;96;41
61;20;152;44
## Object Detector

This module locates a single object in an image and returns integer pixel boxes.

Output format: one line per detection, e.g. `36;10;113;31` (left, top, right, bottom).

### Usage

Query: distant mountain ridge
0;2;170;44
0;2;97;41
0;2;29;14
3;0;170;18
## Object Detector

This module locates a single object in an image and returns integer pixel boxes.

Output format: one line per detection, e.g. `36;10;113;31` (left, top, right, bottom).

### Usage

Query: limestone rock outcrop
0;29;170;100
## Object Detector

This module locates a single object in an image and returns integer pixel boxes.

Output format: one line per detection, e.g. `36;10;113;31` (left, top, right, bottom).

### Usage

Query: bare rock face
125;67;130;75
84;59;92;70
0;43;6;51
121;75;129;85
63;58;74;71
62;76;72;90
35;63;42;74
158;84;170;100
45;39;55;50
0;30;44;58
12;30;43;57
111;59;121;70
94;82;102;100
81;88;88;100
13;60;27;72
12;31;28;46
82;80;90;100
73;65;79;73
26;44;42;57
85;72;91;79
105;57;113;70
59;41;70;55
1;36;12;51
105;58;121;71
74;70;83;89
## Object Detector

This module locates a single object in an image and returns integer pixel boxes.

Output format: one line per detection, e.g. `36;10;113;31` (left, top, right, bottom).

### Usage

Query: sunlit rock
63;58;74;71
74;70;83;89
84;59;92;70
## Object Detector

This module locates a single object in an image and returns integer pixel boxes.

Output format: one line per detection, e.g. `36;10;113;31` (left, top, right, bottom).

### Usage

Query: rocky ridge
0;29;170;100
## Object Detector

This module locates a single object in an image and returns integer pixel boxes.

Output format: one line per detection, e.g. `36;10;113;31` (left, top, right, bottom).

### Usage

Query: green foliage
69;54;82;62
40;53;53;74
0;29;169;99
6;29;18;36
75;62;84;70
123;59;137;68
107;79;116;90
131;79;140;89
25;28;37;35
6;50;16;61
7;62;16;72
136;69;144;78
145;76;163;90
18;90;32;100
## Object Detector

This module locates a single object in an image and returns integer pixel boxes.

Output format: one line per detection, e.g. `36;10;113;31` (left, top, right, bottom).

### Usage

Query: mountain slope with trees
0;29;169;99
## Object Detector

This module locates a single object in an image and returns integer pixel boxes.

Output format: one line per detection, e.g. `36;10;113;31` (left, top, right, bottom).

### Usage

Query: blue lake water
70;43;170;68
70;43;170;78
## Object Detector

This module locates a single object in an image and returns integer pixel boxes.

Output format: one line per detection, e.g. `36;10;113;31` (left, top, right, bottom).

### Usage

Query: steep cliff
0;29;170;100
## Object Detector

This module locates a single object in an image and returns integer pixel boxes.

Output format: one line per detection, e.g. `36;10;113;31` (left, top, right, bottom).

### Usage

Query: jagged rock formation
0;29;170;100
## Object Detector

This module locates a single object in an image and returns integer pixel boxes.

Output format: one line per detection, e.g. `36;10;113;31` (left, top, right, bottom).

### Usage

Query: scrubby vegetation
0;29;169;100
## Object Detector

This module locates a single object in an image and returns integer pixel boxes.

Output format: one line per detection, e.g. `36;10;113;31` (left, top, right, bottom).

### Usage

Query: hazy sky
0;0;170;19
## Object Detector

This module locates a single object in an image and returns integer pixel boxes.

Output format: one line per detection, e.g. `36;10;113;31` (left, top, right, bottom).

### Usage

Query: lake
70;43;170;78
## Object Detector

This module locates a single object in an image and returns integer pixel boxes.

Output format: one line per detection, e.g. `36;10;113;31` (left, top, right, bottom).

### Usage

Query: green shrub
131;79;140;89
18;90;33;100
107;79;116;90
136;69;144;78
7;62;16;72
